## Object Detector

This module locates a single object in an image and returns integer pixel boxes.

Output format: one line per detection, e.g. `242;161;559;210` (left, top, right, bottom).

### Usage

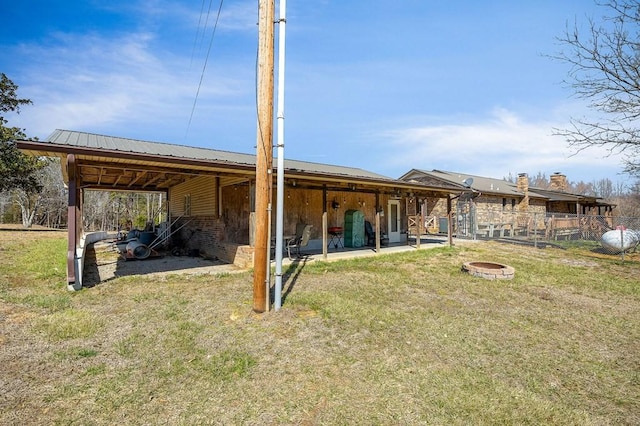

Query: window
511;199;516;211
184;194;191;216
502;198;507;211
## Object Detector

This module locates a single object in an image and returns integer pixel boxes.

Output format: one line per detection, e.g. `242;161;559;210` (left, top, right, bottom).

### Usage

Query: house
17;130;468;290
399;169;615;239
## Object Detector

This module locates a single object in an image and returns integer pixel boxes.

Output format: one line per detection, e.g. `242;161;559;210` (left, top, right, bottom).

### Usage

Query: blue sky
1;0;633;187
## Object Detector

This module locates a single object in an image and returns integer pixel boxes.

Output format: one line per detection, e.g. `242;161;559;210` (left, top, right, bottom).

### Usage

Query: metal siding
169;176;216;217
191;176;216;216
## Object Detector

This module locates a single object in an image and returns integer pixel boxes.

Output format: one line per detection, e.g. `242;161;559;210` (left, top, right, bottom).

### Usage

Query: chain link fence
452;211;640;261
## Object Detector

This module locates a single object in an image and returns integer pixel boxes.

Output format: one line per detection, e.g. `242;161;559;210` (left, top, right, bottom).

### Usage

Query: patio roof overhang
16;134;467;198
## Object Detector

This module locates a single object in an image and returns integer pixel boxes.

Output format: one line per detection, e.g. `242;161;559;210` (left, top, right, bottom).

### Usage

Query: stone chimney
517;173;529;211
517;173;529;193
549;172;568;192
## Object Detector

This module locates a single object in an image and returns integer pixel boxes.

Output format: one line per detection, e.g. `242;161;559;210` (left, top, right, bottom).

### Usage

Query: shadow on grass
82;244;102;287
276;256;311;306
589;245;640;262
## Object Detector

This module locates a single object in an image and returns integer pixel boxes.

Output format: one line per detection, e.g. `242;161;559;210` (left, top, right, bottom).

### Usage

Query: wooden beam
128;171;148;188
142;172;165;188
97;167;105;186
112;174;123;187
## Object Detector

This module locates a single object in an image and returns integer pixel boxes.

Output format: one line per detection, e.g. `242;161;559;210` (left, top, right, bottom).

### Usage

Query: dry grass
0;228;638;425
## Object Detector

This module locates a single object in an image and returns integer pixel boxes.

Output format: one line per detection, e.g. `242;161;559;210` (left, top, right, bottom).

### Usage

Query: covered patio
17;130;468;290
83;232;464;286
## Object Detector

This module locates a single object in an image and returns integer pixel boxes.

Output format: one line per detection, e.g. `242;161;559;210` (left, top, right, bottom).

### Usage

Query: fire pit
462;261;515;280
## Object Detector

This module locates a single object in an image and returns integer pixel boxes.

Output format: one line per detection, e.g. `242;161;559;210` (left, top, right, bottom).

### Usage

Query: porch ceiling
78;162;256;191
42;151;254;192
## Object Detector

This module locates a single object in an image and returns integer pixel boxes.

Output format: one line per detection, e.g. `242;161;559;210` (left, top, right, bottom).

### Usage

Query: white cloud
381;107;628;183
10;28;253;140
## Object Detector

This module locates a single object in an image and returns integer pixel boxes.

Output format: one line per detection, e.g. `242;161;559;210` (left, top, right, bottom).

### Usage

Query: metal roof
48;129;256;166
17;130;464;195
401;169;542;198
46;129;390;181
400;168;613;206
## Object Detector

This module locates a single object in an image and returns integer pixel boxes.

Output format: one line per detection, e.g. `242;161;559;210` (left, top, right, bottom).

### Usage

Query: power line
190;0;208;67
185;0;225;141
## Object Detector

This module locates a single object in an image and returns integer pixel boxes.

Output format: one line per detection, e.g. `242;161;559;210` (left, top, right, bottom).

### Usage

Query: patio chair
364;220;376;246
286;224;313;259
364;220;388;246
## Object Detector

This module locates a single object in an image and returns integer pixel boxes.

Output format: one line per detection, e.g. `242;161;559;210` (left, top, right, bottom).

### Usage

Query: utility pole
253;0;275;313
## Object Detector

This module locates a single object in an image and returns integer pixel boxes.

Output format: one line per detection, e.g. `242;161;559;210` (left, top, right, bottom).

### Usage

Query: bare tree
609;179;640;216
11;158;66;228
530;172;550;189
552;0;640;176
81;190;166;232
592;177;616;197
35;158;67;228
573;180;597;196
83;191;111;231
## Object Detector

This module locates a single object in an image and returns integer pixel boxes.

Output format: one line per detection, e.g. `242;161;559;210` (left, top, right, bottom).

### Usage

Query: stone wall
170;215;254;268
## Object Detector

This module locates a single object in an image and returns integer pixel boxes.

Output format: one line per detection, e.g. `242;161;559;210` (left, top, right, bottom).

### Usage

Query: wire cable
190;0;208;67
185;0;225;141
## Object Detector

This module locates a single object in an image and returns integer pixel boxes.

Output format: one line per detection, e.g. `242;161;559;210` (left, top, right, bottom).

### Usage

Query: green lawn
0;229;638;425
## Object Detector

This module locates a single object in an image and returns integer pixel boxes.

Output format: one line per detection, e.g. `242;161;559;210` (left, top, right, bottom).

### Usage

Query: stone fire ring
462;261;515;280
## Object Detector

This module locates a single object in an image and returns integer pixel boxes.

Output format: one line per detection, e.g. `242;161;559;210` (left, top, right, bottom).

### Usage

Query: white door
387;200;401;243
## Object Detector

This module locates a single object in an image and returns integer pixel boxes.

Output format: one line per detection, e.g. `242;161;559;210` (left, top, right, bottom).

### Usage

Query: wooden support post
66;154;81;290
375;211;381;253
322;186;328;259
447;195;454;247
415;204;421;248
253;0;275;313
374;193;381;253
322;212;328;260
